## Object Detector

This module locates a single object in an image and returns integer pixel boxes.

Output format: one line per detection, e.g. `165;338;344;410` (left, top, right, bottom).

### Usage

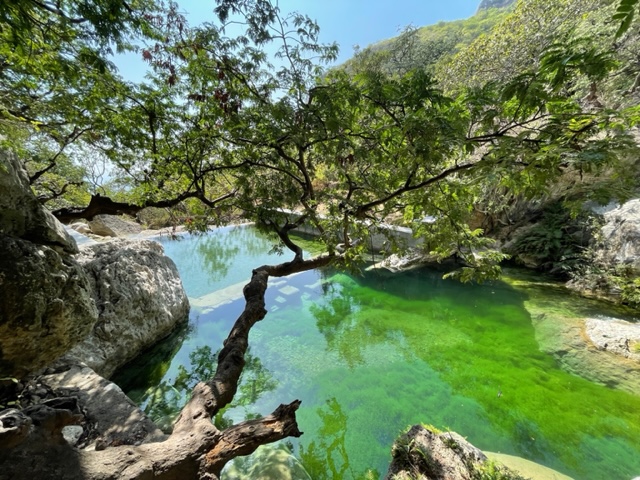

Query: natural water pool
114;225;640;480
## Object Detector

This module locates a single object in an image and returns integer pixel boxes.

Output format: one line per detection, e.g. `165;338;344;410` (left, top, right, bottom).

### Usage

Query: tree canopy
3;0;637;279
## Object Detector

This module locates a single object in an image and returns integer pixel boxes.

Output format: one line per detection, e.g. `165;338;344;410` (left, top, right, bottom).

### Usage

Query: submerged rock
503;273;640;395
222;444;311;480
485;452;573;480
63;239;190;378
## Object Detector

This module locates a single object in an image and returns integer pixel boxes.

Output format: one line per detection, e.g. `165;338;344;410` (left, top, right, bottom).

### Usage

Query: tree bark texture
0;254;335;480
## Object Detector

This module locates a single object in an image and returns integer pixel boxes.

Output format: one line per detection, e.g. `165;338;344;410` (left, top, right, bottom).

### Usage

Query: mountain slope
342;0;514;74
477;0;516;11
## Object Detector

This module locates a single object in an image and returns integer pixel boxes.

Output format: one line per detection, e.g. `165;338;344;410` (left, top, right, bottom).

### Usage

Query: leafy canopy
1;0;639;279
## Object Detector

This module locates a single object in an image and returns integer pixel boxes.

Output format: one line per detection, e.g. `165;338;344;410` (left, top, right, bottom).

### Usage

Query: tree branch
52;189;235;223
201;400;303;476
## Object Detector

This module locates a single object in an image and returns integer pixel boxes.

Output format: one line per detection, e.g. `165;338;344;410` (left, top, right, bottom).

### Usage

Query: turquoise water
115;226;640;480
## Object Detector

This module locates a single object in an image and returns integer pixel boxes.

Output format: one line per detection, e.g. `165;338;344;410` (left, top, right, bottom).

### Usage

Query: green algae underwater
114;226;640;480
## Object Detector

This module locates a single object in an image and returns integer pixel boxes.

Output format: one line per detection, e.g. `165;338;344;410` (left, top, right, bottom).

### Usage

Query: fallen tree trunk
0;254;335;480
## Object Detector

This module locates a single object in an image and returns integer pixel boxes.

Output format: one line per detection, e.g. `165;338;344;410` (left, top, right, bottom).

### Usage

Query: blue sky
117;0;480;81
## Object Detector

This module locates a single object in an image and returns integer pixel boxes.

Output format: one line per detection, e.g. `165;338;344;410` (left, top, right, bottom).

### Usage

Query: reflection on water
299;397;379;480
115;227;640;480
116;345;278;432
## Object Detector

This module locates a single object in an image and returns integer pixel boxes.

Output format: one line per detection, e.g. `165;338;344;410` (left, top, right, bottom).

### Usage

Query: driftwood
0;254;335;480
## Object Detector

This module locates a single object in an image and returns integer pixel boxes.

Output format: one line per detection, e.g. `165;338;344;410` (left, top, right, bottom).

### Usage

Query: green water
114;226;640;480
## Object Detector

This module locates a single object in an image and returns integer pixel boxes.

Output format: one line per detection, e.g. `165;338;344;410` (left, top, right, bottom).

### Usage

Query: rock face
594;200;640;272
567;199;640;302
1;150;189;379
0;151;98;377
41;365;166;449
0;236;98;377
368;249;440;273
585;317;640;362
0;150;77;253
88;214;142;237
63;239;190;378
385;425;488;480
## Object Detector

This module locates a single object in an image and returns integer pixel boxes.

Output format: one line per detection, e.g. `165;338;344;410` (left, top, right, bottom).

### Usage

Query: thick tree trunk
0;254;335;480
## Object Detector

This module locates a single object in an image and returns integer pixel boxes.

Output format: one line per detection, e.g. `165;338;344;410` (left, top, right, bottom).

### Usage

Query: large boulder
0;149;77;254
0;151;97;378
40;365;166;449
63;239;190;377
585;317;640;362
594;200;640;272
0;236;98;378
385;425;487;480
88;214;142;237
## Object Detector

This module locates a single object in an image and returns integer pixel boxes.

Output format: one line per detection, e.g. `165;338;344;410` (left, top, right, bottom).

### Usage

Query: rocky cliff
0;150;98;377
0;150;189;379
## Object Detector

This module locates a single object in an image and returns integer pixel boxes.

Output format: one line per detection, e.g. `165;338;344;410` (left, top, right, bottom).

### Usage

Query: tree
1;0;639;478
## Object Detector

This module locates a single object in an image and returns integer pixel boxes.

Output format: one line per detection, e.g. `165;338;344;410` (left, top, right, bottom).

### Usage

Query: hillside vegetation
343;4;513;75
345;0;640;292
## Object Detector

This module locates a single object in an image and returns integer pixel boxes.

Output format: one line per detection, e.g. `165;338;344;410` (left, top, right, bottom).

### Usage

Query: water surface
114;225;640;480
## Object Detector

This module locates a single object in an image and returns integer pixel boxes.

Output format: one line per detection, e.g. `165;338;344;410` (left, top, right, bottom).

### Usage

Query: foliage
1;0;639;282
613;0;640;38
0;0;161;206
437;0;606;91
508;204;596;277
581;263;640;308
140;345;277;432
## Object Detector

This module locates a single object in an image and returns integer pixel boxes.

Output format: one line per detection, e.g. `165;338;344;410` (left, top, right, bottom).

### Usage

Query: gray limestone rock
385;425;487;480
369;249;440;273
595;199;640;272
0;150;98;377
69;222;92;235
585;317;640;362
0;149;77;253
0;235;98;378
41;365;166;449
88;214;142;237
63;239;190;377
